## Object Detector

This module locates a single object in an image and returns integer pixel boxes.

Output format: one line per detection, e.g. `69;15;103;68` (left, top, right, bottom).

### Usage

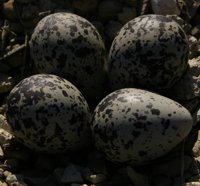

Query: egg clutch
6;13;193;166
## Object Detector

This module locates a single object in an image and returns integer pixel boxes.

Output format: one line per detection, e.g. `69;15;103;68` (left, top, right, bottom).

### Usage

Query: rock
0;73;15;94
61;164;84;184
0;146;4;159
0;129;13;146
0;180;8;186
0;115;11;133
186;182;200;186
168;57;200;103
151;0;180;15
5;174;24;185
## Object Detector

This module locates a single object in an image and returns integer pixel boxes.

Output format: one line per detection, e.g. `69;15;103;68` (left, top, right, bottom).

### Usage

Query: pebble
0;115;11;132
167;57;200;104
186;182;200;186
0;129;13;146
0;74;15;94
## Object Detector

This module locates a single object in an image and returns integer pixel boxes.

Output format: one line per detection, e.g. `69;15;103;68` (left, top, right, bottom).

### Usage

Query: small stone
61;164;84;184
5;174;18;185
0;146;4;159
0;74;15;94
0;129;13;146
0;115;11;133
168;57;200;103
186;182;200;186
151;0;180;15
3;170;12;178
0;179;8;186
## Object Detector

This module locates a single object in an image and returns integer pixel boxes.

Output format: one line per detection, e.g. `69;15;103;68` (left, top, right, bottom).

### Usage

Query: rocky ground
1;0;200;185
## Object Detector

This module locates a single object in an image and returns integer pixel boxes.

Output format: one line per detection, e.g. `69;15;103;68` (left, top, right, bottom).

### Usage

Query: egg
30;12;107;105
6;74;91;153
91;88;193;165
108;14;189;92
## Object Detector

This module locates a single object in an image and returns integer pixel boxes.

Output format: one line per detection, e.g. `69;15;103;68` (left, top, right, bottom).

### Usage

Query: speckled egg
6;74;91;153
30;12;107;105
91;88;193;165
108;14;189;92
